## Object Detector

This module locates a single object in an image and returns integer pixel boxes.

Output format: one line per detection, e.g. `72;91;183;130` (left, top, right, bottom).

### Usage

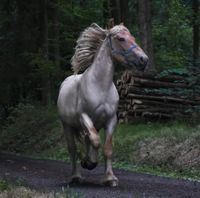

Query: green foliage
149;67;200;111
0;180;10;192
157;67;189;77
28;50;58;79
0;0;198;108
113;122;200;164
113;162;200;182
0;186;82;198
1;104;200;181
0;104;63;154
153;0;192;69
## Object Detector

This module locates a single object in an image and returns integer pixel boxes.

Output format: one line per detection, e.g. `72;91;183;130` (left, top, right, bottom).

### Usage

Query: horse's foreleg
80;113;100;170
81;113;100;149
103;115;118;187
81;137;99;170
62;123;82;182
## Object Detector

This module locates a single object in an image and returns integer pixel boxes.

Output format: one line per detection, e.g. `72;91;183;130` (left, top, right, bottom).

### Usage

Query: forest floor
0;152;200;198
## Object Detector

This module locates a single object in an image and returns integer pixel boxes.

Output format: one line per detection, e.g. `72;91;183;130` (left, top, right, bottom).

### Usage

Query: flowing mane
71;23;107;74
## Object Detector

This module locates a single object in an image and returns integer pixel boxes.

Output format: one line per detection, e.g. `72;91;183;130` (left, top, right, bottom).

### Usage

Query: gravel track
0;152;200;198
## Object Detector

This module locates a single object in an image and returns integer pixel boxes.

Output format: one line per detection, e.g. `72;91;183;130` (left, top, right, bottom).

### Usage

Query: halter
108;35;138;65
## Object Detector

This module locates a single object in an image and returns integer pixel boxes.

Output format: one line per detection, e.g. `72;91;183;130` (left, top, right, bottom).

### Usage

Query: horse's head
108;25;148;71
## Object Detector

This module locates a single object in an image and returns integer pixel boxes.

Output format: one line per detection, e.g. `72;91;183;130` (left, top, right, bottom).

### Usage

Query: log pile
116;70;200;123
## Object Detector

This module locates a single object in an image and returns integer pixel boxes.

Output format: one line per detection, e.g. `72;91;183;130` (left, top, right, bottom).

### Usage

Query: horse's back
57;74;82;124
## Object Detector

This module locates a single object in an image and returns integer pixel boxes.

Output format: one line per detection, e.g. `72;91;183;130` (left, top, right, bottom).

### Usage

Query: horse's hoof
81;157;98;170
71;175;84;184
103;179;119;187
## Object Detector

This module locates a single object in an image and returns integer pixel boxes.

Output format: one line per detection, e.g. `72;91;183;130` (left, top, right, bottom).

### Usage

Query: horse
57;23;148;187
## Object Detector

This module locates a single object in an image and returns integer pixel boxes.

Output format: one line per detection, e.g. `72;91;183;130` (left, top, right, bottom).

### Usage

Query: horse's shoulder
60;74;82;89
107;83;119;102
111;82;119;95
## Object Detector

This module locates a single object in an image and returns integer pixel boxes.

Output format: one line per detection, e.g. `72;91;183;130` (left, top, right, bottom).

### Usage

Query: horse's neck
87;39;113;90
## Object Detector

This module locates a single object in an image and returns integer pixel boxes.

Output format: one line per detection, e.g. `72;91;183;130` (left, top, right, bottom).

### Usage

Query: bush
0;104;63;154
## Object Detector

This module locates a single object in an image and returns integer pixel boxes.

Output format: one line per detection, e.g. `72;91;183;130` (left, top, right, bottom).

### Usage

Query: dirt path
0;153;200;198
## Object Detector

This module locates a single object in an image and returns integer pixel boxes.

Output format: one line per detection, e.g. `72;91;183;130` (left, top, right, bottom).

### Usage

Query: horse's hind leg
62;122;82;182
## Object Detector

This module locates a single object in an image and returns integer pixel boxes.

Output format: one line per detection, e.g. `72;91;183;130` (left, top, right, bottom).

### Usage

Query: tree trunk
53;1;60;67
40;0;51;106
103;0;111;27
138;0;155;73
120;0;128;26
43;0;49;59
110;0;121;24
192;0;199;66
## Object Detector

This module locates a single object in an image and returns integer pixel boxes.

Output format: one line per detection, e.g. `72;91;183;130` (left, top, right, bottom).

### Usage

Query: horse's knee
81;113;101;148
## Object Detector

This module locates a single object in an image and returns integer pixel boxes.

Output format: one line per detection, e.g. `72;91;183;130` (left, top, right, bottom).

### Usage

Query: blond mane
71;23;107;74
71;23;129;74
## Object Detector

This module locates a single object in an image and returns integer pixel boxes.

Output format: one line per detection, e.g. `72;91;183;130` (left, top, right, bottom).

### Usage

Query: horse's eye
118;37;125;42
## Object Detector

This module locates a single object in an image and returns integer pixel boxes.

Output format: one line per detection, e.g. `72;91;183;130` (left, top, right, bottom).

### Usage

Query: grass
112;122;200;182
113;122;200;160
113;162;200;182
1;104;200;182
0;180;10;192
0;178;81;197
116;121;200;141
0;185;82;198
34;121;200;182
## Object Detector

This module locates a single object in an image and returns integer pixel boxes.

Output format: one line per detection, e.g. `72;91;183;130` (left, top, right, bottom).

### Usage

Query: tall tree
110;0;129;26
110;0;121;24
120;0;128;26
192;0;199;66
40;0;51;105
138;0;155;73
53;1;60;67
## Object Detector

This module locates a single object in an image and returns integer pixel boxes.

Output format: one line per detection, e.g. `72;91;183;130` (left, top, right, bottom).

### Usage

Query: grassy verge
0;179;81;198
113;162;200;182
112;123;200;181
1;104;200;182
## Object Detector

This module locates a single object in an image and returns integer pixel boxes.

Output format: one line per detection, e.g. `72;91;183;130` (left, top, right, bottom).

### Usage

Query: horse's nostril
140;56;148;66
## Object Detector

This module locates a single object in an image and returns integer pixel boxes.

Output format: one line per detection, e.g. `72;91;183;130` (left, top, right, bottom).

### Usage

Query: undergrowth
0;180;10;192
0;103;63;154
1;104;200;181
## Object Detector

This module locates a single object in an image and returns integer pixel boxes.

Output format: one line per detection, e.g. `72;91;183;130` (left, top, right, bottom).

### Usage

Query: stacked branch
117;70;200;123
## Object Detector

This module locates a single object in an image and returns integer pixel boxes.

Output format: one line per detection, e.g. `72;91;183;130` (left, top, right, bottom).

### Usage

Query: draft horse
57;23;148;187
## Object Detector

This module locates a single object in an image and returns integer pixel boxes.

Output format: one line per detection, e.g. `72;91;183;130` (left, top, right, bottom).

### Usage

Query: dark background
0;0;199;117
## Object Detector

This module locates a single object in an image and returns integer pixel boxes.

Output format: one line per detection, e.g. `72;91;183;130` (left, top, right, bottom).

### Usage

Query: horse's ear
91;23;106;33
106;18;115;29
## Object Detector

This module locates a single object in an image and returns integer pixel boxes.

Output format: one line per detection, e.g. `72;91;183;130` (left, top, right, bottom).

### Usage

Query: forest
0;0;199;116
0;1;200;195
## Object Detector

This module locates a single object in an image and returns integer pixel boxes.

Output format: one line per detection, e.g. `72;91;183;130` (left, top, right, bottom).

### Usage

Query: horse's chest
79;83;119;127
95;102;113;117
91;101;116;127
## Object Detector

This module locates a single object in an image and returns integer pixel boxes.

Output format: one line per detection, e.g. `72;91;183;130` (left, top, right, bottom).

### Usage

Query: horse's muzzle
81;157;98;170
136;63;146;72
